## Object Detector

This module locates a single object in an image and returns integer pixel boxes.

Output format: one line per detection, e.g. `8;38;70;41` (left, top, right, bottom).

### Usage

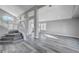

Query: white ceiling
38;5;76;22
0;5;79;22
0;5;34;17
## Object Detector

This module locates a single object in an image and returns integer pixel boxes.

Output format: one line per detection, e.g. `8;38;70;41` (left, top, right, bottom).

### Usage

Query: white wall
46;18;79;38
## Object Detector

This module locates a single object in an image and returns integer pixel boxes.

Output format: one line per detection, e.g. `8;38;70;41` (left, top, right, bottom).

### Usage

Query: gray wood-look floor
0;34;79;53
39;34;79;53
0;40;38;53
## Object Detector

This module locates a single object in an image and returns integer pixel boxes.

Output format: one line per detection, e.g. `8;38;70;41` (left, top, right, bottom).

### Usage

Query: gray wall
38;5;79;38
46;18;79;38
0;25;8;37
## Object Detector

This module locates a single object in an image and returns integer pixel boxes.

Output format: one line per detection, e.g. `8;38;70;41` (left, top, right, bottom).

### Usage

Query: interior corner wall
46;18;79;38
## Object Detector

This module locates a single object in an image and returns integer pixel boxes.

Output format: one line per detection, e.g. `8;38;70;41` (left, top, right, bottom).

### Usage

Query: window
40;23;46;30
2;16;13;23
